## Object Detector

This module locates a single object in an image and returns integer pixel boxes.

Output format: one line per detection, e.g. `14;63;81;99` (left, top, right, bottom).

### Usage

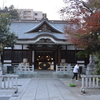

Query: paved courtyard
0;77;100;100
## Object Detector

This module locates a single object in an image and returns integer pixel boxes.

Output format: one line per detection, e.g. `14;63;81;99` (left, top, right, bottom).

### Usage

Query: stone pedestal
86;63;94;75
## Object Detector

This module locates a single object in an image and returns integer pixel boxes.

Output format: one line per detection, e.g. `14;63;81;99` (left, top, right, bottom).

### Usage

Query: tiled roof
10;19;68;40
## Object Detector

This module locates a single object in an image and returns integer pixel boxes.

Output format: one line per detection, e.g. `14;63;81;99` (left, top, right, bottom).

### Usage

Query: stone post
86;54;94;75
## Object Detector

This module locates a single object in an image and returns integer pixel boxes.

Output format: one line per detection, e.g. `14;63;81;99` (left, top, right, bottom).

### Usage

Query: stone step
36;70;53;78
15;70;73;78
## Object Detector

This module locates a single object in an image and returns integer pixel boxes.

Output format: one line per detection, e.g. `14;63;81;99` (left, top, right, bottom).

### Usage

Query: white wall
67;45;76;50
23;45;28;49
4;47;12;49
14;45;22;49
61;45;66;50
3;60;12;73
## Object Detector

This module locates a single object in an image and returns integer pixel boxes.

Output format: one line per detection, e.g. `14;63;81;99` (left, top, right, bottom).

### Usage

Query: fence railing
56;65;73;72
81;75;100;93
0;75;18;93
16;65;34;73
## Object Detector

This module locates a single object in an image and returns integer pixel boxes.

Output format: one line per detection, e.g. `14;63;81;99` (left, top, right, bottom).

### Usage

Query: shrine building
2;16;89;72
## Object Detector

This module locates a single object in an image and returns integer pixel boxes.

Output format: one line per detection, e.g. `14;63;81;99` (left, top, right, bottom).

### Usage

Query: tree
0;13;18;74
60;0;100;55
0;13;18;58
0;5;19;20
92;52;100;75
0;5;18;74
64;12;100;55
60;0;100;20
60;0;100;74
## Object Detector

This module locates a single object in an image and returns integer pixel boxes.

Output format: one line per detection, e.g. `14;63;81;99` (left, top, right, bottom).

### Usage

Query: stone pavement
60;78;100;100
0;77;100;100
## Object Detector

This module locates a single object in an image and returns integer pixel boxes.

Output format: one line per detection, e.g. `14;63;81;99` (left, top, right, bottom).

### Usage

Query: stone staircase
35;70;73;78
16;70;73;78
36;70;54;78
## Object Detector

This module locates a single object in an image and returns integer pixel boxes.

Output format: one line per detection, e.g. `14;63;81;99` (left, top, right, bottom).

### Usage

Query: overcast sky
0;0;65;20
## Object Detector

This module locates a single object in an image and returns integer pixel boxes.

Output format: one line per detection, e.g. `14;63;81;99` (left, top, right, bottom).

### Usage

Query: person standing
72;64;79;80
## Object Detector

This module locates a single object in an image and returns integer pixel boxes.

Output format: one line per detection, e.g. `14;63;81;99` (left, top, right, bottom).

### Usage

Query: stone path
9;78;79;100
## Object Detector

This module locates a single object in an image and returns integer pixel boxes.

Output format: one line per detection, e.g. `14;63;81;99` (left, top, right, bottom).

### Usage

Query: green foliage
0;5;19;20
92;52;100;75
0;13;18;53
8;5;19;19
0;13;11;33
76;44;95;59
76;51;88;58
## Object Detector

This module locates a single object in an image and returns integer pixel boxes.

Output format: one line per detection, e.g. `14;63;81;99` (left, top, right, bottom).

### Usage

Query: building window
66;50;76;63
34;18;37;20
35;13;38;16
13;51;22;62
23;11;31;15
23;51;29;59
12;50;29;63
3;50;12;60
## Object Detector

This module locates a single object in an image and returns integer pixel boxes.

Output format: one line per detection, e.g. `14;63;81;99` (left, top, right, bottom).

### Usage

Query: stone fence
81;75;100;93
16;64;34;73
0;75;18;93
56;64;73;72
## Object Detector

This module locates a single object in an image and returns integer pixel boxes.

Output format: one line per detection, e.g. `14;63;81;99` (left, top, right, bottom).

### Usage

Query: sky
0;0;65;20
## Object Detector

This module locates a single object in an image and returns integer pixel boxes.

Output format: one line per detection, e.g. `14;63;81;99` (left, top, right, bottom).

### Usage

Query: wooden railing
81;75;100;93
0;75;18;93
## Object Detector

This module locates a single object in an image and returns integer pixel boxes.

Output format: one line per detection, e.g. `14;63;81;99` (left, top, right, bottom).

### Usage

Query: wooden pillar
58;49;61;66
11;46;14;64
22;45;23;62
29;45;32;65
54;45;56;67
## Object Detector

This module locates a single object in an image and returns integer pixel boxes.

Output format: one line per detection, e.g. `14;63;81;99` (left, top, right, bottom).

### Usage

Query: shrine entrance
35;51;55;70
